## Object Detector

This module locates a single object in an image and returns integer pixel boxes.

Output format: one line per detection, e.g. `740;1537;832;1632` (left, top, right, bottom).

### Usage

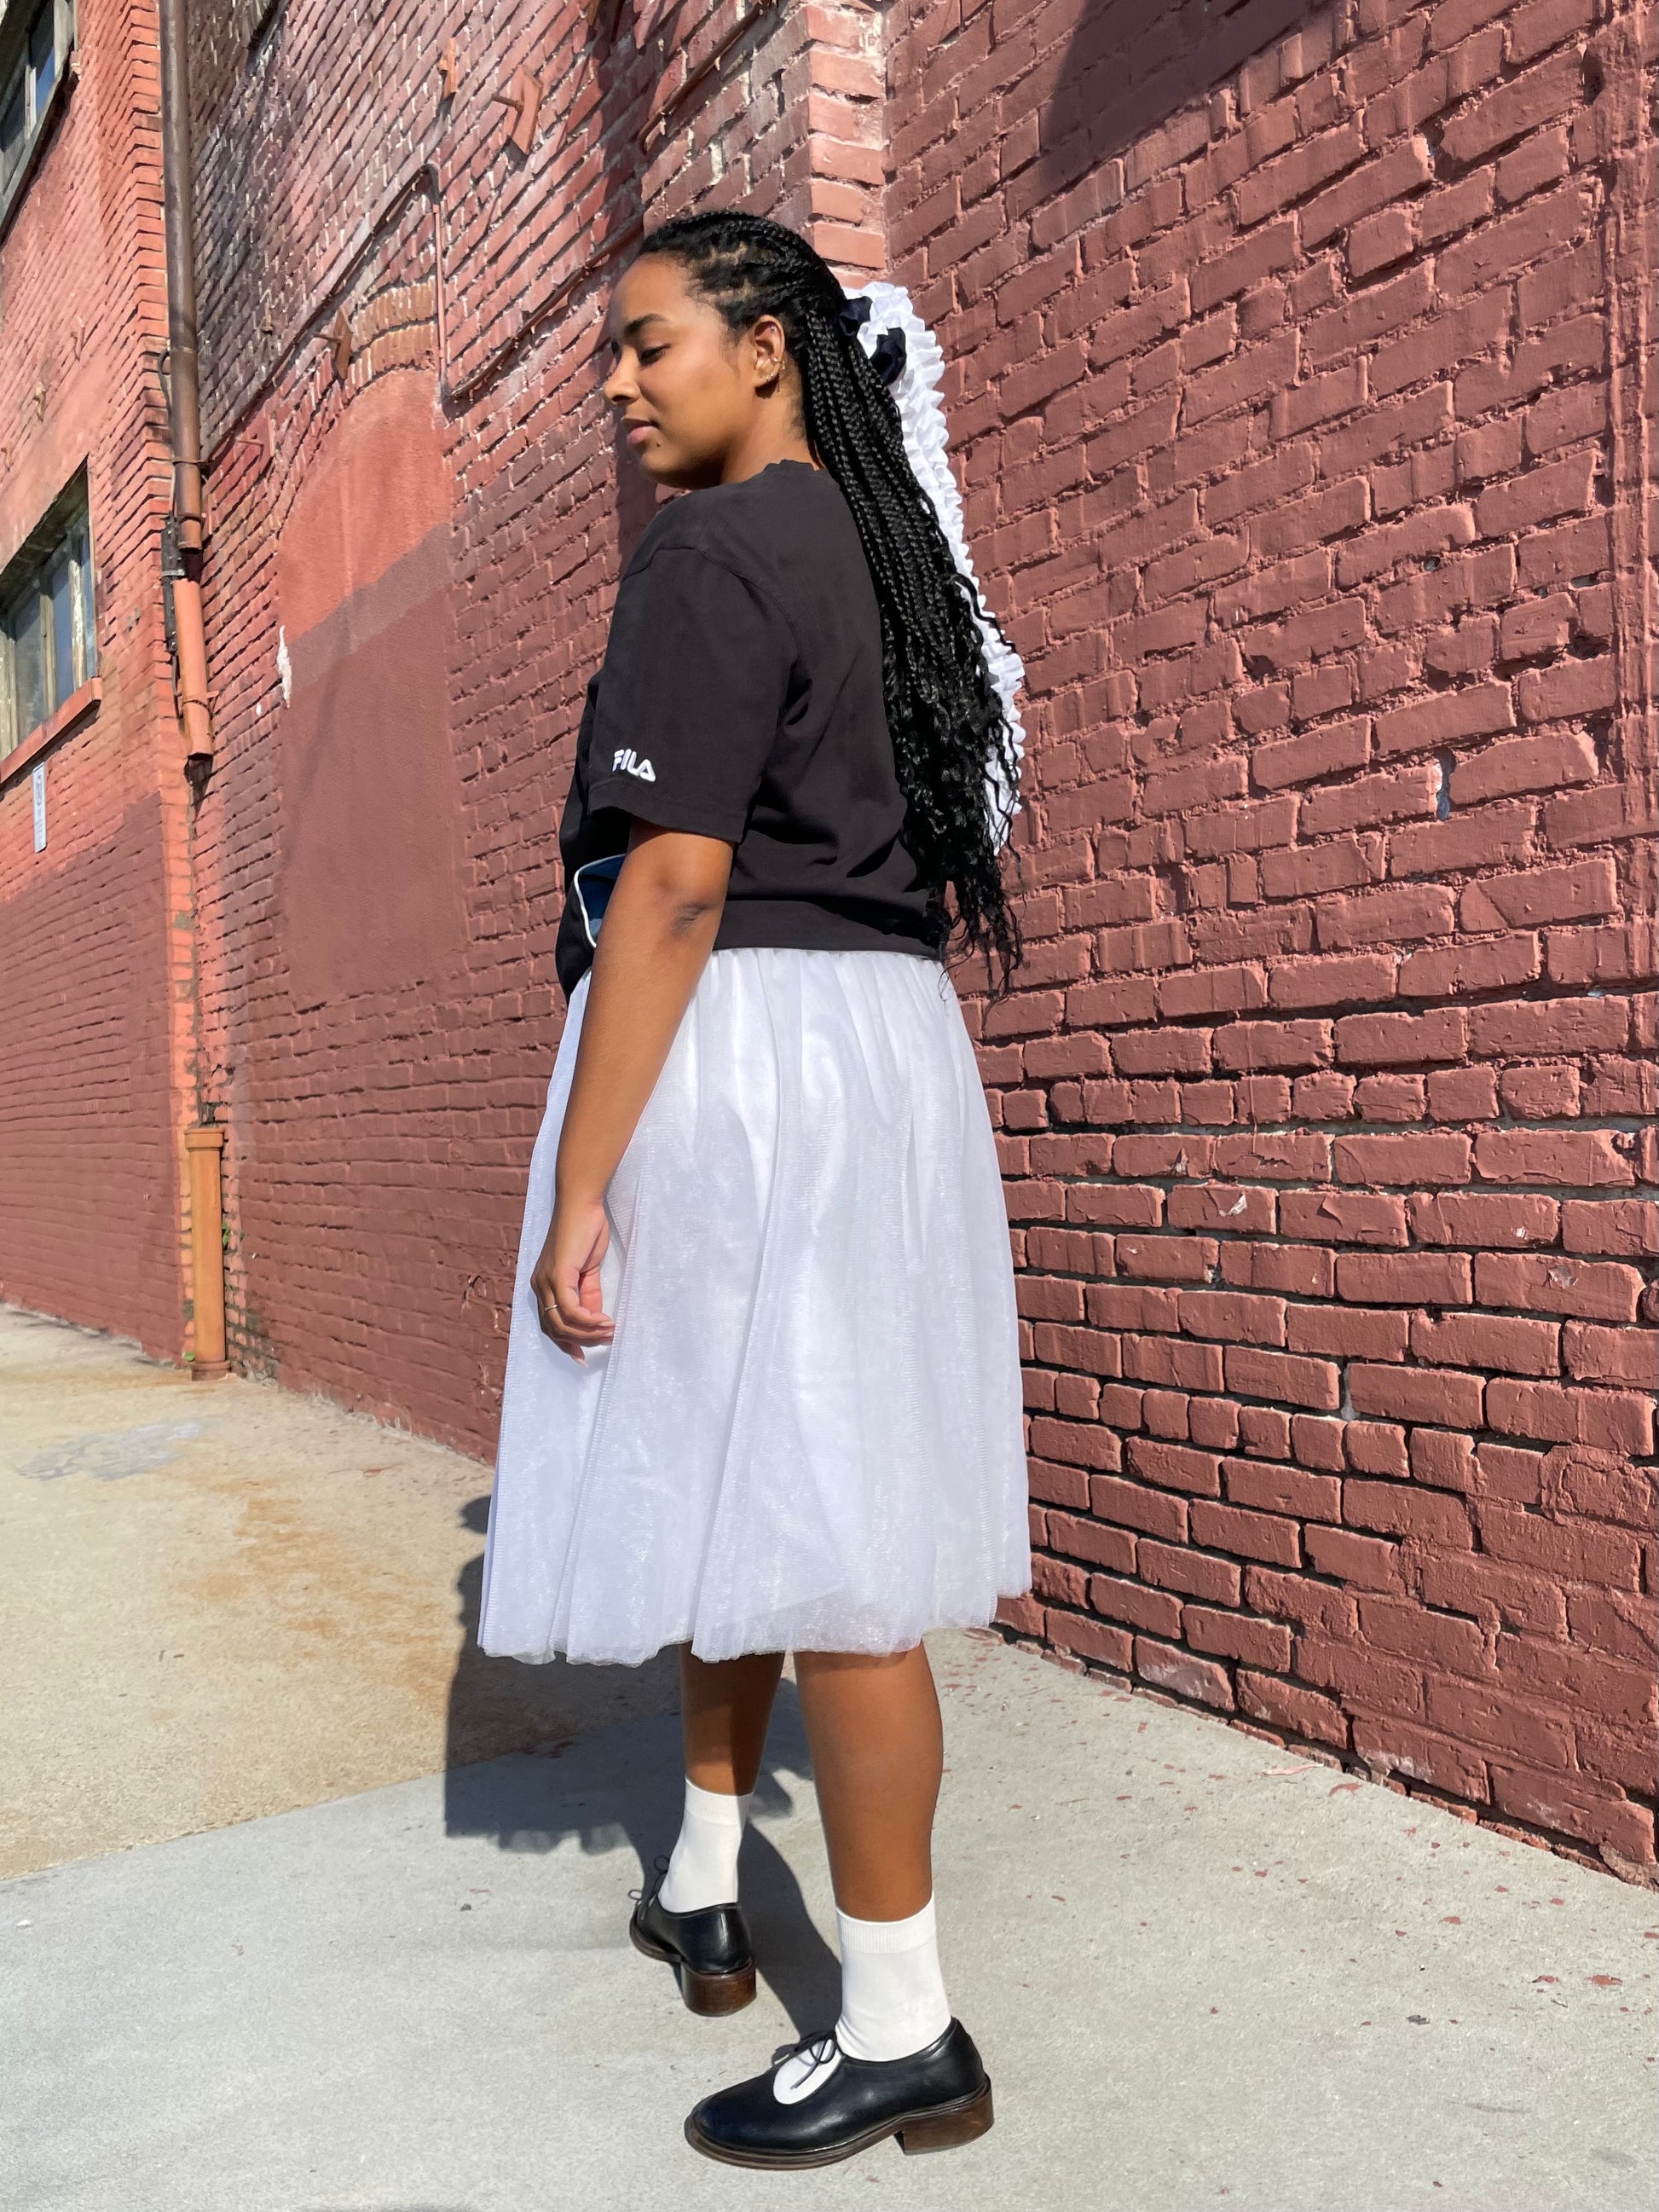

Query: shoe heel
896;2082;994;2154
679;1961;757;2017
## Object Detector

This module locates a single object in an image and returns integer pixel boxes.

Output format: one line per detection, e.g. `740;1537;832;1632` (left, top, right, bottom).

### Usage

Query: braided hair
632;209;1026;1000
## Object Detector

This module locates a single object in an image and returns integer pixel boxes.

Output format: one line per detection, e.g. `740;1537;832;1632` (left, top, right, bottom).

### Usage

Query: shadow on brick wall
1038;0;1319;204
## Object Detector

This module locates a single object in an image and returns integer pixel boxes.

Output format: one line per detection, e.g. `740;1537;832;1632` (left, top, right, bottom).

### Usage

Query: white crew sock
657;1777;752;1912
833;1896;952;2062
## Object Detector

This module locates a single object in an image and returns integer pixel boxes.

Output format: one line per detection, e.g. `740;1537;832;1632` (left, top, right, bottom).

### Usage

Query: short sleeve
588;545;795;842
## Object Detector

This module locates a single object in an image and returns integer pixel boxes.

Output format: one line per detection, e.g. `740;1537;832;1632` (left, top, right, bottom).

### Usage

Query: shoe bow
771;2029;844;2106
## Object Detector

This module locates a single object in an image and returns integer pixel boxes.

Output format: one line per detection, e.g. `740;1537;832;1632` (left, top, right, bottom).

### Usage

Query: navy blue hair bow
835;293;907;386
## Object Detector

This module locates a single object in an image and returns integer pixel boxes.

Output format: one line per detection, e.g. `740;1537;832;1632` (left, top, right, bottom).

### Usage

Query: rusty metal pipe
159;0;228;1379
183;1126;230;1379
158;0;212;765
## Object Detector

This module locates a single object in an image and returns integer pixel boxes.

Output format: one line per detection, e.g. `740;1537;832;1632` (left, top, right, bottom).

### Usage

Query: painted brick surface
0;4;191;1359
889;0;1657;1872
5;0;1650;1874
182;0;885;1450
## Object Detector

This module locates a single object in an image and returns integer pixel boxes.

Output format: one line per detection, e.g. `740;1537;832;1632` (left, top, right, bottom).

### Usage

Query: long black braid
633;210;1026;1000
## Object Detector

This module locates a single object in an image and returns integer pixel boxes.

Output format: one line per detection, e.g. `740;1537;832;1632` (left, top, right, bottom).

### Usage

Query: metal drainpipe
158;0;212;769
159;0;229;1381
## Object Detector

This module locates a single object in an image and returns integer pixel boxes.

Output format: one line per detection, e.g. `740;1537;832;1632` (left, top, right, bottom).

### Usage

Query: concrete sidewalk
3;1305;1655;2211
0;1302;680;1878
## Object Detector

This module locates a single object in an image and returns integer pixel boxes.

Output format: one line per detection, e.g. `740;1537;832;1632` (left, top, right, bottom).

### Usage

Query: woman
478;208;1031;2169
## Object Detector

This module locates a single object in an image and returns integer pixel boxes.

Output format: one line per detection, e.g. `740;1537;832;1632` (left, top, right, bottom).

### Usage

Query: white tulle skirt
477;944;1031;1666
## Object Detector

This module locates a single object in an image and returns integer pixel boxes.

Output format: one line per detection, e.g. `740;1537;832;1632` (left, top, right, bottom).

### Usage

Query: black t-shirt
553;458;942;1001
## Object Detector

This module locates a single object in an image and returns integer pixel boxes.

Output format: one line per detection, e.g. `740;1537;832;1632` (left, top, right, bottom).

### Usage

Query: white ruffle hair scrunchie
840;281;1026;849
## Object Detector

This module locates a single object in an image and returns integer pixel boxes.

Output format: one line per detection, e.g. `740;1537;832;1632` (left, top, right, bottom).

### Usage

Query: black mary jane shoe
627;1858;756;2017
684;2019;993;2169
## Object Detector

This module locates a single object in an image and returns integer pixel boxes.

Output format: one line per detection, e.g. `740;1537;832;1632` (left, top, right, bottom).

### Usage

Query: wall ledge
0;675;102;790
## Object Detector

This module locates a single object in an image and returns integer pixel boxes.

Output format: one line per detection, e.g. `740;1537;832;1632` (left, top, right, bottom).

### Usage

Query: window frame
0;472;95;763
0;0;75;233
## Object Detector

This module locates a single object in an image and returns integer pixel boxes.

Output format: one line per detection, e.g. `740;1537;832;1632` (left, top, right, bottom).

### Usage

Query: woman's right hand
533;1184;616;1363
540;819;730;1364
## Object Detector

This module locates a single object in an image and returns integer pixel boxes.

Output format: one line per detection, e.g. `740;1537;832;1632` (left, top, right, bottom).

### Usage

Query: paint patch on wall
275;371;467;1010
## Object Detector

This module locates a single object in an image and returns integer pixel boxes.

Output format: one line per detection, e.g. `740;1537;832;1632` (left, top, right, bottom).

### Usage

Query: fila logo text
612;748;656;782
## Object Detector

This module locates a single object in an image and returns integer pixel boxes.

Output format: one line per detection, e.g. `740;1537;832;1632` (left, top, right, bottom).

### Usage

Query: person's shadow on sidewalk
439;1495;841;2035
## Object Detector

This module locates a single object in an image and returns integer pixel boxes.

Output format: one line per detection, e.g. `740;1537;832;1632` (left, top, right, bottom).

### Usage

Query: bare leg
654;1649;784;1919
683;1642;994;2161
793;1643;942;1920
639;1649;784;2006
679;1646;785;1792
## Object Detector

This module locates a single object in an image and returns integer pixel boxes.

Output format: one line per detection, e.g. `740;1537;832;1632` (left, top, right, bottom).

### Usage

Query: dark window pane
0;84;24;188
48;547;73;710
13;586;44;736
72;523;94;682
28;8;54;113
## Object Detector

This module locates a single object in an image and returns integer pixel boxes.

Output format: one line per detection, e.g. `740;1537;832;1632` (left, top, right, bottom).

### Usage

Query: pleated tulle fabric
477;945;1032;1666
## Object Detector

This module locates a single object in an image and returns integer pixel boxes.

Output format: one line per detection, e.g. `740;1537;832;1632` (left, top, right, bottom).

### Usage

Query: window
0;476;94;759
0;0;74;207
238;0;283;61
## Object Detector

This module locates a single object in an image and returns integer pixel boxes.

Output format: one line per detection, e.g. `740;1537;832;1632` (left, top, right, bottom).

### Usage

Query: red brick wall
184;0;884;1446
888;0;1656;1871
138;0;1659;1871
0;3;190;1358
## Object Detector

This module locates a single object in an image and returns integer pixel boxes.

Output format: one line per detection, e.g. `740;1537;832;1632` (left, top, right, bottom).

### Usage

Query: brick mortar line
1022;1379;1656;1431
1012;1172;1657;1200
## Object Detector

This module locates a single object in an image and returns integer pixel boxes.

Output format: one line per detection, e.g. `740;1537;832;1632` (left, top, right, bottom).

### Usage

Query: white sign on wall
32;763;45;852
